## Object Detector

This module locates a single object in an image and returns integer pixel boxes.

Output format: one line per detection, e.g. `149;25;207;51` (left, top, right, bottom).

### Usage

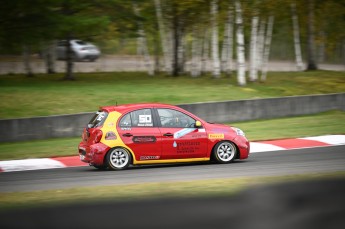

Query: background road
0;56;344;75
1;145;344;193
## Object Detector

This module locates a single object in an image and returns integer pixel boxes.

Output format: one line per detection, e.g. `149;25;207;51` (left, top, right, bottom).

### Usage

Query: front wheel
106;147;131;170
213;141;237;163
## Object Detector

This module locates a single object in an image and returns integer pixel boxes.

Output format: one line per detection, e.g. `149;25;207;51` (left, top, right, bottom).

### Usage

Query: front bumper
78;142;110;166
234;136;250;159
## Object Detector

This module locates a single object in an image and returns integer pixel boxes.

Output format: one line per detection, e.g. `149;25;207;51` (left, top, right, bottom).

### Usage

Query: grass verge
0;110;344;160
0;71;344;118
1;171;344;210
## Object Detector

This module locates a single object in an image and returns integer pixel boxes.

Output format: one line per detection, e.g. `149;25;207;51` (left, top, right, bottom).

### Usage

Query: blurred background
0;0;344;79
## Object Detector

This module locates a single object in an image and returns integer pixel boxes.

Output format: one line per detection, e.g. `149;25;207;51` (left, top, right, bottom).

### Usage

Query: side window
119;109;153;128
119;113;131;127
157;109;196;128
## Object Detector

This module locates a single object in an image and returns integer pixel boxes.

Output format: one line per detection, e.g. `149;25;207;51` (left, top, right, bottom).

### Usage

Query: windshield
88;111;108;128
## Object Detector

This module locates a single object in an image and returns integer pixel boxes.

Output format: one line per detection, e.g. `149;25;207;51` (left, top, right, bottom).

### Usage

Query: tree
306;0;317;70
260;15;274;82
221;3;234;77
56;0;111;80
0;0;59;77
249;9;259;81
211;0;220;78
235;0;246;86
291;2;304;70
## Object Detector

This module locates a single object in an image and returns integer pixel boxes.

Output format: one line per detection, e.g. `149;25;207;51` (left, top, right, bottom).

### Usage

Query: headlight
232;127;245;136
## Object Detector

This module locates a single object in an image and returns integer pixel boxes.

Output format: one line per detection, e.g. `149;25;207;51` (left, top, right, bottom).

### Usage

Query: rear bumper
78;142;110;166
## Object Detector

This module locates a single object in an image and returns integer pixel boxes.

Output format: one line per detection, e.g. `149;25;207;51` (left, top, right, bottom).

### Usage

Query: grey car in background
56;40;101;62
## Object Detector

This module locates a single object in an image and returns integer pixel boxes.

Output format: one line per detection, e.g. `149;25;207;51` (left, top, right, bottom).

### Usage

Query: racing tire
213;141;237;164
106;147;131;170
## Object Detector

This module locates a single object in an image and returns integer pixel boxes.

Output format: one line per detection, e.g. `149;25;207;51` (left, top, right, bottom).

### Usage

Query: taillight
94;129;103;143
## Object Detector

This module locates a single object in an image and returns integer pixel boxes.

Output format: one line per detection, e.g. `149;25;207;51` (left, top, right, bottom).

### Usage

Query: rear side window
119;109;153;127
88;111;108;128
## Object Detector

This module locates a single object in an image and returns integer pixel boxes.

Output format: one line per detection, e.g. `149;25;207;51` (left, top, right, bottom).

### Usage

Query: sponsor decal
198;129;206;133
133;136;157;143
140;156;160;160
173;141;177;148
137;115;153;127
108;123;115;127
211;128;228;133
176;141;200;154
121;127;132;131
208;133;225;139
174;128;196;139
105;131;117;140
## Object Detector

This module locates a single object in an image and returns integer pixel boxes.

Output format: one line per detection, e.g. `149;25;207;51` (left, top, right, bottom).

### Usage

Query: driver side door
156;108;208;160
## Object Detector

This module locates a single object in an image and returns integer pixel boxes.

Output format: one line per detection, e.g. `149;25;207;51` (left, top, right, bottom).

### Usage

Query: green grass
0;71;344;119
233;110;345;141
0;110;344;161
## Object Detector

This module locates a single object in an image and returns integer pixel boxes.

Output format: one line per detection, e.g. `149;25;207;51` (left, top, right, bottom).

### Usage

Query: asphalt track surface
1;145;344;193
0;146;344;229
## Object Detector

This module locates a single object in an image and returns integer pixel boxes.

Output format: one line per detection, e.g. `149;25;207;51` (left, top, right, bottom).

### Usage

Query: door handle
122;133;133;137
163;133;174;137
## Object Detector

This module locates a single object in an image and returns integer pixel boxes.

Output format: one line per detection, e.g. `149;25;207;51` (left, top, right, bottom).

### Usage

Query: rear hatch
82;111;108;144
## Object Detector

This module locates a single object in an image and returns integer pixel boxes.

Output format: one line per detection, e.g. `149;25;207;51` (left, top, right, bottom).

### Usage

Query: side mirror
195;121;202;128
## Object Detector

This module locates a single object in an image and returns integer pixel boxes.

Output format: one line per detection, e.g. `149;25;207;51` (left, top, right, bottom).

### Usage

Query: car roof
100;103;176;113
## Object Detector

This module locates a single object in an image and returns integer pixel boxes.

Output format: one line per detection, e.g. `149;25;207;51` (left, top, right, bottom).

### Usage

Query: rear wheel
213;141;237;163
106;147;131;170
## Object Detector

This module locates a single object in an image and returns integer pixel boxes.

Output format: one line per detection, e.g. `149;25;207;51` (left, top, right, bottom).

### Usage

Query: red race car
78;103;250;170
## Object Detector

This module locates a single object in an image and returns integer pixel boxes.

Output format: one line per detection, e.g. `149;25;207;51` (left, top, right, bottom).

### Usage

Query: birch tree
249;11;259;81
261;15;274;82
235;0;246;86
201;28;210;75
291;2;304;70
211;0;220;78
221;5;234;76
191;26;203;77
256;19;266;73
154;0;172;74
133;3;154;75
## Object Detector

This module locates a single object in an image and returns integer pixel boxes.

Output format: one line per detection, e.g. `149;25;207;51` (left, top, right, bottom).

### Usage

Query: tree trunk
43;40;56;74
191;26;198;77
249;15;259;81
178;27;186;75
172;5;180;77
221;5;233;77
133;3;153;75
64;35;75;80
291;2;304;70
306;0;317;70
154;0;172;74
257;19;266;73
211;0;220;78
201;28;210;75
261;15;274;82
22;45;34;77
153;24;161;74
235;0;246;86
